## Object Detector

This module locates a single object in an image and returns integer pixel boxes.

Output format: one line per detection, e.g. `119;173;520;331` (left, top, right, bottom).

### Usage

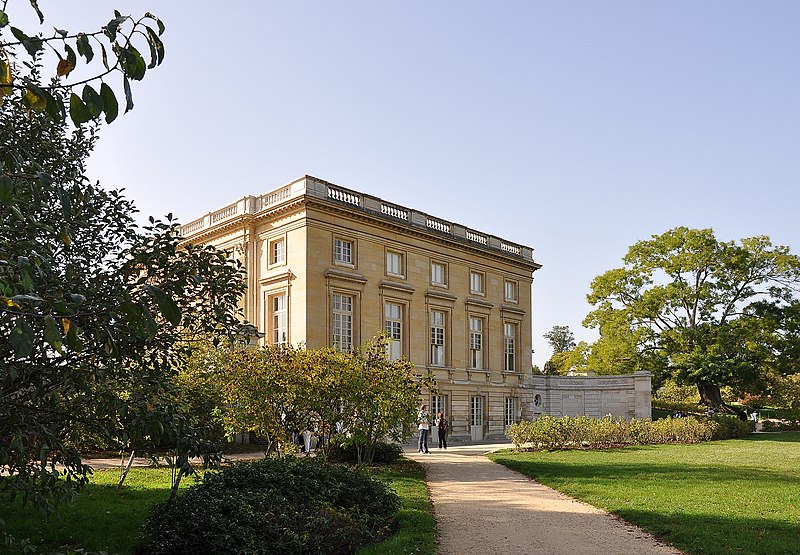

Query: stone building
179;175;542;441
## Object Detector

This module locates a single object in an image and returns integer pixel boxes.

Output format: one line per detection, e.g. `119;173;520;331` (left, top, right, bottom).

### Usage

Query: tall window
430;310;445;366
332;293;353;352
470;396;484;427
504;322;516;371
505;397;518;426
334;238;353;265
384;302;402;360
432;395;448;418
271;293;287;345
504;280;517;302
271;238;286;265
469;317;483;369
431;261;446;286
386;251;403;276
470;271;484;295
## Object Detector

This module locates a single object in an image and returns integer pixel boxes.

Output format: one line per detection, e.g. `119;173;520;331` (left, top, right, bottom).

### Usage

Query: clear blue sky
19;1;800;367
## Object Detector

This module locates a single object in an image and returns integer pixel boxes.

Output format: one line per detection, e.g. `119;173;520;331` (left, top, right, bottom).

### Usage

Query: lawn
489;432;800;555
1;457;435;555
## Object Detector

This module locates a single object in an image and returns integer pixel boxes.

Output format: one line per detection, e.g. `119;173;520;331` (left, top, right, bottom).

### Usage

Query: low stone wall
528;372;652;420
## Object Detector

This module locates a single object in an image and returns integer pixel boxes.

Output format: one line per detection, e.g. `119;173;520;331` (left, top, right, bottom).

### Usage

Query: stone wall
527;372;652;420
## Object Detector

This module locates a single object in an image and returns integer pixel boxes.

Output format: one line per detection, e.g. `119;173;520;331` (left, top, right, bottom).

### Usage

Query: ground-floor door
470;395;485;441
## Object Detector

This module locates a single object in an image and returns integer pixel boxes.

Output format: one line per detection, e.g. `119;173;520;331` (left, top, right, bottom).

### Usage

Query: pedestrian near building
435;411;448;449
417;404;431;454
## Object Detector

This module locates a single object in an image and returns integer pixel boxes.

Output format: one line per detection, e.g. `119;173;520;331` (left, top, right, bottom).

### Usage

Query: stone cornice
465;297;494;310
379;280;416;294
324;268;368;285
425;289;458;302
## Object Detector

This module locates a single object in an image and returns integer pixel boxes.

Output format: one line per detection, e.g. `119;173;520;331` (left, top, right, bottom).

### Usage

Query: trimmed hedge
507;415;753;451
327;441;403;465
138;457;400;554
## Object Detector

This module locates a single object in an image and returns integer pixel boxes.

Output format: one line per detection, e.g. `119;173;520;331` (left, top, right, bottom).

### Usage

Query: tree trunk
117;450;136;489
697;381;745;418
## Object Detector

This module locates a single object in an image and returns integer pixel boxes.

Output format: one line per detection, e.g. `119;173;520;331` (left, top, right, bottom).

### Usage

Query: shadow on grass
747;431;800;443
614;509;800;555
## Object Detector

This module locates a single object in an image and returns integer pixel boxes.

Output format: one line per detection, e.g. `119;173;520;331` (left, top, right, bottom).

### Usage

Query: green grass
1;457;435;555
489;432;800;555
359;458;436;555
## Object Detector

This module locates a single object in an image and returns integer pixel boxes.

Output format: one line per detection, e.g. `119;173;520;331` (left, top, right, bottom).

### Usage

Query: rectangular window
431;261;446;286
332;293;353;352
470;271;484;295
386;251;404;277
334;238;353;265
505;397;518;426
504;280;517;302
430;310;445;366
504;322;516;371
469;317;483;369
271;238;286;265
384;302;402;360
271;293;287;345
470;396;484;427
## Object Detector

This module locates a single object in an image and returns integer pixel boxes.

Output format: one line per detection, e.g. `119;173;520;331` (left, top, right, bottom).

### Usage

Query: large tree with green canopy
585;227;800;413
1;2;250;514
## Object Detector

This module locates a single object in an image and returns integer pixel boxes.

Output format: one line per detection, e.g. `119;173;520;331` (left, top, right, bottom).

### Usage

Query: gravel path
405;443;683;555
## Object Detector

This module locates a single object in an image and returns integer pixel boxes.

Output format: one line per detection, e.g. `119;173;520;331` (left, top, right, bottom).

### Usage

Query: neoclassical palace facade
180;176;542;441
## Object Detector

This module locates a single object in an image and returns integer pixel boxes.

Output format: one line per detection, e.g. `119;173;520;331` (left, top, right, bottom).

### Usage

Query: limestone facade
180;175;542;441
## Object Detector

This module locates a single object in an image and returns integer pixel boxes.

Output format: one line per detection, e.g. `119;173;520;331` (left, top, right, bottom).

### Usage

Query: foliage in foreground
489;433;800;555
507;415;753;451
139;458;401;555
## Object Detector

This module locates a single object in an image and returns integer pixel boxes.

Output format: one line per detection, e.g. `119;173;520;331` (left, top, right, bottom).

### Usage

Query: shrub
507;414;753;452
139;457;400;554
327;440;403;465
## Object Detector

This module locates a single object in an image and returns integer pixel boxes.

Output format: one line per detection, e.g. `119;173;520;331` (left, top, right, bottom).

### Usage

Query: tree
543;325;576;354
542;325;578;374
585;227;800;413
217;335;436;465
1;4;249;512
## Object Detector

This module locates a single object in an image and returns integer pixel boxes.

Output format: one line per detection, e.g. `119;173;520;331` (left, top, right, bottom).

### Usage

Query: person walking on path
417;404;431;453
435;411;448;449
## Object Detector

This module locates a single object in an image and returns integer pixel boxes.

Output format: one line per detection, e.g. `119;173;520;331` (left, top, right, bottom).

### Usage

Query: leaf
76;34;93;62
10;321;34;358
65;320;84;352
144;26;165;68
42;87;63;121
104;15;126;42
81;84;104;117
10;27;42;57
62;317;71;335
119;46;146;81
22;86;47;112
59;227;72;247
143;284;182;326
123;75;133;113
145;12;165;35
56;57;74;77
64;43;77;70
100;82;118;123
43;316;63;353
69;93;92;124
0;175;12;205
28;0;44;24
100;43;109;70
0;59;12;99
